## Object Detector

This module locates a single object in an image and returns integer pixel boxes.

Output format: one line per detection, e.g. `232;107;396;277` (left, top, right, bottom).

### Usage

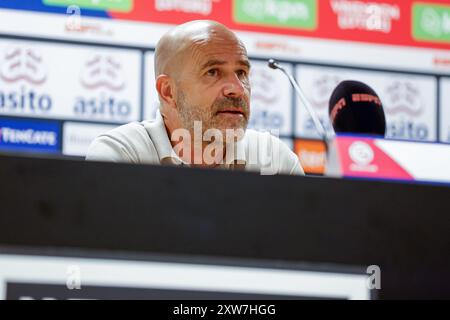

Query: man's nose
223;74;246;98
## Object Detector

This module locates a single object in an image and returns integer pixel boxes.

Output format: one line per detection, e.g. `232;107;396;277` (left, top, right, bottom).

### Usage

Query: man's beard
176;90;249;134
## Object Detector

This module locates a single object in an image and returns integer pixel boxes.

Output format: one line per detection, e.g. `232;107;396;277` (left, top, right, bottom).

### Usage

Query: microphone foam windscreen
328;80;386;136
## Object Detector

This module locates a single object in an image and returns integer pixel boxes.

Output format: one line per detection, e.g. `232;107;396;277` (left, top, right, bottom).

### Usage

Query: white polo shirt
86;111;304;175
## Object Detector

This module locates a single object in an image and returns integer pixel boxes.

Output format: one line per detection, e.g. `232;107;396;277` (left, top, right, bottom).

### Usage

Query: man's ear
156;74;176;108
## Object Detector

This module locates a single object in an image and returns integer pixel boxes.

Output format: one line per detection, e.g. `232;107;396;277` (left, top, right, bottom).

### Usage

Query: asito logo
80;55;125;91
249;67;284;132
0;47;52;114
383;81;429;141
385;81;423;116
1;48;46;84
74;55;131;119
309;74;341;109
302;74;337;137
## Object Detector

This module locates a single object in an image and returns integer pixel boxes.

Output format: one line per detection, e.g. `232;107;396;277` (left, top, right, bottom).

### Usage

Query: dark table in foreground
0;154;449;299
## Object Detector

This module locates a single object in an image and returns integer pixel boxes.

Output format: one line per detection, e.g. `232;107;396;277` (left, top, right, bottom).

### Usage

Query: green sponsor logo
413;2;450;43
43;0;133;12
233;0;317;30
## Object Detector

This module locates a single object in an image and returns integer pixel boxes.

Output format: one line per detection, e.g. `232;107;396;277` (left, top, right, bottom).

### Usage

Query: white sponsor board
295;65;438;142
62;122;116;157
440;78;450;143
0;39;141;123
249;60;293;136
0;254;370;300
144;52;159;121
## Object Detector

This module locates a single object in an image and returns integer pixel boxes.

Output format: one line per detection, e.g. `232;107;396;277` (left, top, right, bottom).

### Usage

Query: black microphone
268;59;333;142
329;80;386;137
267;59;279;70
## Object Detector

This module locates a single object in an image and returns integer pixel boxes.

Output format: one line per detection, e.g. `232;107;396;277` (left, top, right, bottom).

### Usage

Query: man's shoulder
86;120;158;163
244;128;278;141
106;121;148;137
94;121;153;148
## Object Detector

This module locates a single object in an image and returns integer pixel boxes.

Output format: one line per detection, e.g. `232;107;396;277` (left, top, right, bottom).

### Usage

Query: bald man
86;20;304;175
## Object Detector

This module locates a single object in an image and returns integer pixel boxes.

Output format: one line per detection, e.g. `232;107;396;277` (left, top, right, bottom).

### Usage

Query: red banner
109;0;450;51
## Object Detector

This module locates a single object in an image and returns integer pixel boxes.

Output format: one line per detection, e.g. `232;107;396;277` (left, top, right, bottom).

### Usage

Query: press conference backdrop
0;0;450;173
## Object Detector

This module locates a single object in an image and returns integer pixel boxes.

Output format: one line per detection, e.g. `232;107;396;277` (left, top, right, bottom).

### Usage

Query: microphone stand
268;59;334;143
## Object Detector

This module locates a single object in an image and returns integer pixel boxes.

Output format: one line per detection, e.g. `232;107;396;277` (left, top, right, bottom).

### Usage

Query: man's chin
216;113;247;128
221;125;247;143
205;122;247;142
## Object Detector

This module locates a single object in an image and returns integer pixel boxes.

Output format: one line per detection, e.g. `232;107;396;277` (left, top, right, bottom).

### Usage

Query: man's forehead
198;55;250;71
188;39;249;68
155;20;251;77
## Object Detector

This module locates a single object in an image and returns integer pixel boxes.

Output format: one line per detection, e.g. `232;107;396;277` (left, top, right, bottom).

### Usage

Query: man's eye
237;69;248;78
206;69;219;77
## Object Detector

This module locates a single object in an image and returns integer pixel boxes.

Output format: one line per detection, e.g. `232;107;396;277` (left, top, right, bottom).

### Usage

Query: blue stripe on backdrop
0;0;111;18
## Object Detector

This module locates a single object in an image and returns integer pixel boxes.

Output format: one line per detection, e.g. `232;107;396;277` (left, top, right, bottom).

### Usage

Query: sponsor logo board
413;2;450;44
144;52;159;121
249;60;293;136
63;122;116;157
335;136;413;180
440;77;450;143
294;139;326;175
0;117;60;153
233;0;318;31
330;0;401;34
154;0;220;16
295;65;437;142
0;39;141;123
